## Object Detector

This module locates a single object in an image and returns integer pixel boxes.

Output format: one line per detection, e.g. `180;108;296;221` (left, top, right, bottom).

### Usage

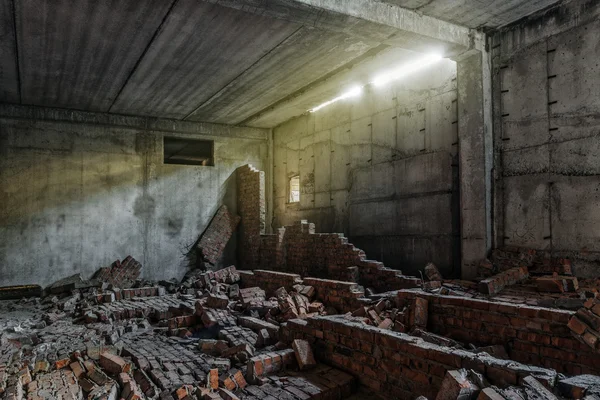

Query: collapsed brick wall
396;291;600;376
196;205;240;266
237;165;266;269
238;270;302;297
258;221;421;292
283;315;557;400
237;164;419;291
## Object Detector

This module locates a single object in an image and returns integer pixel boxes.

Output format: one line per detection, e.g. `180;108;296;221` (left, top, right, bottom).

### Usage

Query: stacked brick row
302;278;367;313
283;315;557;400
86;295;195;322
237;165;266;269
396;290;600;376
196;205;241;265
238;270;302;297
246;349;296;382
94;256;142;289
96;286;164;303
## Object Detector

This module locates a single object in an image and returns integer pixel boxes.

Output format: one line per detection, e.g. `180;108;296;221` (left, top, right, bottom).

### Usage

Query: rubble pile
417;258;596;313
0;259;365;400
95;256;143;289
2;238;600;400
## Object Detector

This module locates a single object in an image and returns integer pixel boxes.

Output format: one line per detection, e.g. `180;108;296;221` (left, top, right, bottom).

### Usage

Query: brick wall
283;315;557;400
396;291;600;376
257;220;421;292
238;270;301;297
237;164;420;292
302;278;367;313
237;165;266;269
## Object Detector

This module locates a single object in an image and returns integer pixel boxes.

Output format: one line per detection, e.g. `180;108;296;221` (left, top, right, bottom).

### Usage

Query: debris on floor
1;241;599;400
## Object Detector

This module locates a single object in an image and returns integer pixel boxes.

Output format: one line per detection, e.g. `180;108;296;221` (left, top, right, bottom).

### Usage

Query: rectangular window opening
164;137;214;166
289;175;300;203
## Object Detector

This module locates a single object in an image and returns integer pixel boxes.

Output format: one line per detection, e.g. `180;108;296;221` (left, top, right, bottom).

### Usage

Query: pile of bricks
266;284;325;322
348;296;428;333
238;270;368;315
196;205;241;266
197;306;237;329
568;298;600;351
397;290;600;376
121;334;230;391
94;255;142;289
435;370;559;400
25;369;82;400
175;265;241;296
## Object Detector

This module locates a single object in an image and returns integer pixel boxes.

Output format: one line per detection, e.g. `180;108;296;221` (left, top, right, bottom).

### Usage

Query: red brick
567;316;587;335
99;352;131;375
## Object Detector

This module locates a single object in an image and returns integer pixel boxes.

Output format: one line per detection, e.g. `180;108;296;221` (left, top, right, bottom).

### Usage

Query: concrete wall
272;59;460;276
0;105;268;287
491;0;600;277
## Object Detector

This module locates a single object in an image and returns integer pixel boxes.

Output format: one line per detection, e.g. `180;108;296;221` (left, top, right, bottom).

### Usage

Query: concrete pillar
456;40;493;279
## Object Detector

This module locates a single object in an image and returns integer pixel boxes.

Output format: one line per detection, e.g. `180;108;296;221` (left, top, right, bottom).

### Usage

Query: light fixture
308;53;444;113
309;85;363;113
371;53;443;87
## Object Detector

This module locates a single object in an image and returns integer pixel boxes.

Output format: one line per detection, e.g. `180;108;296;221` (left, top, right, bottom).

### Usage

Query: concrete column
456;40;493;279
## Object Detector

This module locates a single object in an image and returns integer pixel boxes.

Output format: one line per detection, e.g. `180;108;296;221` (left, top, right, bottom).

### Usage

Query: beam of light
307;53;444;113
309;85;363;113
371;53;443;87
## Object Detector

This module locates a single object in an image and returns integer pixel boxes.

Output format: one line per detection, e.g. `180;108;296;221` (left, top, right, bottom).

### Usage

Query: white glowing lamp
310;85;363;113
372;53;443;87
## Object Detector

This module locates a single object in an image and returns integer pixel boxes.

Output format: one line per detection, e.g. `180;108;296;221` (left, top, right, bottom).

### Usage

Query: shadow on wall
0;121;262;287
182;171;239;272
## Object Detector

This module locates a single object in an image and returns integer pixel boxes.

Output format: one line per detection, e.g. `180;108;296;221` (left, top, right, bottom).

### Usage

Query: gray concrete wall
0;105;268;287
491;0;600;277
272;59;460;277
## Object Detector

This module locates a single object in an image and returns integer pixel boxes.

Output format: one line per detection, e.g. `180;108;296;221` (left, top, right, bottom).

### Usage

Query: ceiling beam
204;0;473;56
0;103;268;140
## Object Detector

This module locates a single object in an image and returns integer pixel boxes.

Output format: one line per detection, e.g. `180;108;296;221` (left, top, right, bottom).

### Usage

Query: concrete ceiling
0;0;561;128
